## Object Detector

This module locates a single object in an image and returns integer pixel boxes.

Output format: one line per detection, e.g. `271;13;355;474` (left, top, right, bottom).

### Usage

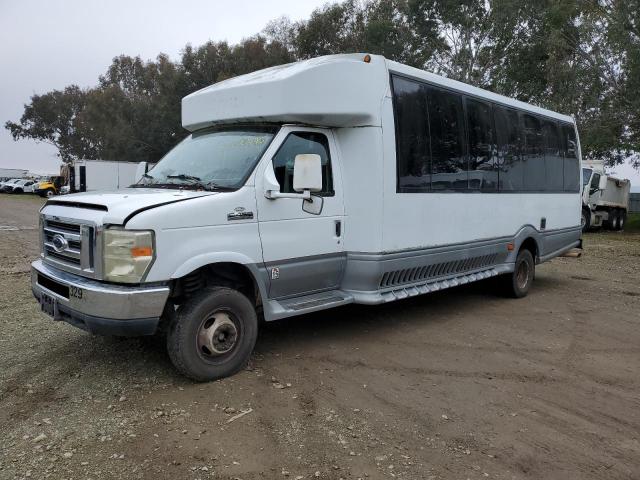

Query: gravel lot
1;193;639;480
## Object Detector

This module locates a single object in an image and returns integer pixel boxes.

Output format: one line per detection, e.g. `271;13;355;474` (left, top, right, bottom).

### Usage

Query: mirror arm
265;189;311;200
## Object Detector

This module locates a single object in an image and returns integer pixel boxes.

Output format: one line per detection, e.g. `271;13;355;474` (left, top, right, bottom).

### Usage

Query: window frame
271;130;336;197
390;72;579;194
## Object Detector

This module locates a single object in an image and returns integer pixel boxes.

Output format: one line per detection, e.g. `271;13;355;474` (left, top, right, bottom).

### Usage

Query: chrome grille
42;217;95;273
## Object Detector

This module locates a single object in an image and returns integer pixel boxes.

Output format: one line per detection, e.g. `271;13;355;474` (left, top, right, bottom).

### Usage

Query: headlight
103;228;155;283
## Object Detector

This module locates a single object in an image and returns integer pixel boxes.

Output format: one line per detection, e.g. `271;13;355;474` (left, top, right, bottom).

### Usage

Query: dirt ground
1;193;639;480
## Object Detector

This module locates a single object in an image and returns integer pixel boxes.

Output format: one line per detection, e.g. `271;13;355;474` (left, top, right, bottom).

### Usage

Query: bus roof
181;54;574;131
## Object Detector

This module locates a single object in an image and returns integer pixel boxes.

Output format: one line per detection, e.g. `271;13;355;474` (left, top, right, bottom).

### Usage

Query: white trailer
581;159;631;231
68;160;150;193
31;54;582;381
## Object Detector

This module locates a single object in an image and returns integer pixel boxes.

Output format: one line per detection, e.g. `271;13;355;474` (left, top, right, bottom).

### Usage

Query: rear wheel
503;249;535;298
166;287;258;381
611;211;620;230
581;208;590;232
618;210;626;231
45;188;55;198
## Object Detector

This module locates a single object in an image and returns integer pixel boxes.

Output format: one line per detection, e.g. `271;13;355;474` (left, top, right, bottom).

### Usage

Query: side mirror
265;153;323;200
302;195;324;215
598;176;608;190
293;154;322;193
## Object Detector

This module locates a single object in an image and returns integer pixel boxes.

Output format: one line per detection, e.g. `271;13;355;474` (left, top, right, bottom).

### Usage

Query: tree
5;0;640;169
5;85;97;163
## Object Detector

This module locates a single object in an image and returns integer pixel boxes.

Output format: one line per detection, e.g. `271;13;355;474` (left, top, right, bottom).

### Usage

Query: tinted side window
466;98;497;191
494;106;523;191
542;119;563;191
392;76;431;192
522;114;545;191
427;87;467;190
562;124;580;192
272;132;334;196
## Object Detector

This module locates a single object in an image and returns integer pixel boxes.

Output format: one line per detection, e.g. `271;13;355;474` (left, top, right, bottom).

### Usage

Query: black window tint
427;87;467;190
542;120;563;191
590;172;600;193
562;124;580;192
522;114;545;191
392;76;431;191
494;106;523;191
272;132;334;196
466;98;498;191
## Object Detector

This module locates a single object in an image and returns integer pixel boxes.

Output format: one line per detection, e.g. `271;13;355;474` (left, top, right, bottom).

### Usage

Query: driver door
255;126;345;299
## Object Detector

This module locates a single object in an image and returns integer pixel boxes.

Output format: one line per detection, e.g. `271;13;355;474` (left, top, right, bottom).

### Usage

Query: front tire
45;188;55;198
503;249;535;298
166;287;258;381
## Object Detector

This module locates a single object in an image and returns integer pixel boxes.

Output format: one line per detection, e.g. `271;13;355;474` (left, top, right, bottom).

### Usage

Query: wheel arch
170;254;269;309
512;225;543;263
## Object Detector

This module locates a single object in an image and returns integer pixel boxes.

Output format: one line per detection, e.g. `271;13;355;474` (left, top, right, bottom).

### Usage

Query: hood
44;188;217;225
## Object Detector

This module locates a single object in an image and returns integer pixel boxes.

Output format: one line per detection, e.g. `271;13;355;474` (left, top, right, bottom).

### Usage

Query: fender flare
509;225;543;262
171;252;269;301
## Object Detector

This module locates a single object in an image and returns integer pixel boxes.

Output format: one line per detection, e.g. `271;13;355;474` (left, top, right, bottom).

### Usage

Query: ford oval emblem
52;234;69;253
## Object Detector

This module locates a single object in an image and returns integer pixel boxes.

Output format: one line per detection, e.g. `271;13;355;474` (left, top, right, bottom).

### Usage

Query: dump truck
581;159;631;231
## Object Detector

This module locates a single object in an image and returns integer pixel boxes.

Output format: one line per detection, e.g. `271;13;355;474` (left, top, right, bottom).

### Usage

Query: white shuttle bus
31;54;582;380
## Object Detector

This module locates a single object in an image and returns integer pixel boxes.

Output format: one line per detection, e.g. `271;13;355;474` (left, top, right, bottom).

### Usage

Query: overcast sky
0;0;326;174
1;0;639;188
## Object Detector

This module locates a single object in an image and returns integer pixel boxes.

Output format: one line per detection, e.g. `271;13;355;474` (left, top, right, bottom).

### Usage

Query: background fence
630;193;640;213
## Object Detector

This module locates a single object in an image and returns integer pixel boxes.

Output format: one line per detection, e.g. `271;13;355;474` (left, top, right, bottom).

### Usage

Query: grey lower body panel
261;225;582;319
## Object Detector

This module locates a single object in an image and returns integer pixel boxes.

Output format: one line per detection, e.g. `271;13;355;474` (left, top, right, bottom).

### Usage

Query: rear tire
581;208;590;232
611;211;620;230
166;287;258;382
618;210;626;231
503;249;535;298
45;188;55;198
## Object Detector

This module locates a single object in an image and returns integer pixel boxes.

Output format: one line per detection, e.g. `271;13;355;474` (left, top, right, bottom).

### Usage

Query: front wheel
166;287;258;381
45;188;55;198
502;249;535;298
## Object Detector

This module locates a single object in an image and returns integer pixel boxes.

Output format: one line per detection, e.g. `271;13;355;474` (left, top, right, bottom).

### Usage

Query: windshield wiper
166;174;202;182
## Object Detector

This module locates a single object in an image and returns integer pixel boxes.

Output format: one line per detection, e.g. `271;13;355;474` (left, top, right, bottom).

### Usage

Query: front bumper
31;259;170;336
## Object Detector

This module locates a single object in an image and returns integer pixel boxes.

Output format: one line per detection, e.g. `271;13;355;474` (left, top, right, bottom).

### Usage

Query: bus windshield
135;126;279;190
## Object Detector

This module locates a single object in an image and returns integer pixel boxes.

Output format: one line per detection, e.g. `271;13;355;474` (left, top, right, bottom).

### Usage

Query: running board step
379;266;509;303
266;290;354;320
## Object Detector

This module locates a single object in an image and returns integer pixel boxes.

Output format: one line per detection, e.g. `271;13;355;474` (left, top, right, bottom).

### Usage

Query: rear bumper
31;259;170;336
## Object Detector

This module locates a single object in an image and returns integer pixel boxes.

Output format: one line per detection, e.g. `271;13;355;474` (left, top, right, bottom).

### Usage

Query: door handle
335;220;342;237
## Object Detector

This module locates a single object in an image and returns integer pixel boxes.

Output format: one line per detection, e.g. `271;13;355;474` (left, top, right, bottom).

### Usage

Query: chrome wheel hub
197;312;238;356
516;261;529;290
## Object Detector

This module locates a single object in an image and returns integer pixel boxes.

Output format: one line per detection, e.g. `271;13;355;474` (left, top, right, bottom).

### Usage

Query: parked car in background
1;179;22;192
7;179;37;194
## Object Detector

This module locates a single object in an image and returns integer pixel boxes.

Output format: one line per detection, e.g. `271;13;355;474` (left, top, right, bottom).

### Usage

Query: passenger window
272;132;334;196
494;106;523;191
522;114;545;191
427;87;467;190
392;76;431;192
466;98;497;191
562;125;580;192
542;120;563;191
